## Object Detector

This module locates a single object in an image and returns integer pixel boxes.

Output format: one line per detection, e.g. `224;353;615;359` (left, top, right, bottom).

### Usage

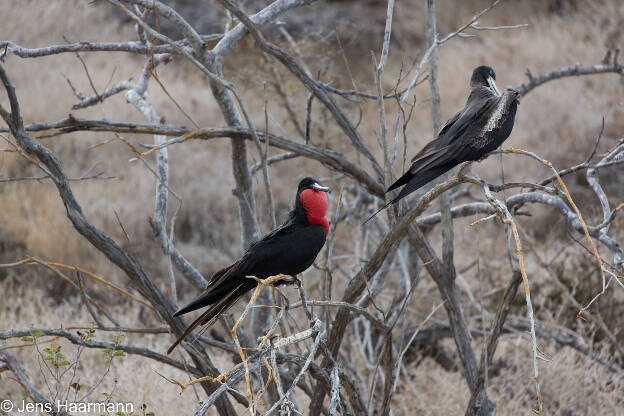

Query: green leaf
113;351;125;357
59;360;71;366
21;336;33;342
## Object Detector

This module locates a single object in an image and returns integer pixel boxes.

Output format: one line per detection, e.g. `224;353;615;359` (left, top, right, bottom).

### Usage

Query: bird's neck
468;85;495;101
293;207;330;236
307;215;329;236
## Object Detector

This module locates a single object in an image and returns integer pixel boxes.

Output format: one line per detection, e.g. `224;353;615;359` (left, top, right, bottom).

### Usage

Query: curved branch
0;328;202;377
0;63;236;415
1;116;384;198
113;0;205;53
211;0;317;60
515;55;624;96
213;0;382;178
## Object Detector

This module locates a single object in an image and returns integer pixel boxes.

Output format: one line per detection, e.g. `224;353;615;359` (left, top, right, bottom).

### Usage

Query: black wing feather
386;110;463;193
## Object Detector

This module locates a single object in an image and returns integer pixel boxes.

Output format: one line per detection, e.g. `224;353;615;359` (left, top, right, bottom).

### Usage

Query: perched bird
385;65;519;206
167;177;330;354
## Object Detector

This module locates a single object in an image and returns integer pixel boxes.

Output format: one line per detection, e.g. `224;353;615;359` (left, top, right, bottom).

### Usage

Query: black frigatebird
167;177;330;354
379;66;519;213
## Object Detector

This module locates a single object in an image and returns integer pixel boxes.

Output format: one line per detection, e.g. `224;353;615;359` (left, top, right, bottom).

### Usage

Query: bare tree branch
0;63;237;416
515;55;624;96
0;328;203;377
0;116;384;198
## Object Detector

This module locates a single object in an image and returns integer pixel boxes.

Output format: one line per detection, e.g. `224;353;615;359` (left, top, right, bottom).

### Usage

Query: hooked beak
312;182;331;193
487;76;501;97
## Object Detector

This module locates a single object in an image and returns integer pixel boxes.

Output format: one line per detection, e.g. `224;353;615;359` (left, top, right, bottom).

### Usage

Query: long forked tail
365;167;419;223
386;168;413;193
167;283;244;354
364;167;451;224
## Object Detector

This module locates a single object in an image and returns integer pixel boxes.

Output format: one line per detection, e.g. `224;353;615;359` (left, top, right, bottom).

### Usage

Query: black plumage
386;66;519;205
167;177;330;354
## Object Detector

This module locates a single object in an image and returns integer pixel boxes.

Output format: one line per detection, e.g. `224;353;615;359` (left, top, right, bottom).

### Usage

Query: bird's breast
308;216;329;236
301;189;329;235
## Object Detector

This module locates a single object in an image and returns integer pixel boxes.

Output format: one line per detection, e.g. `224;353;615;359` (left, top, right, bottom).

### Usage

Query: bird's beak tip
488;76;501;97
312;183;331;193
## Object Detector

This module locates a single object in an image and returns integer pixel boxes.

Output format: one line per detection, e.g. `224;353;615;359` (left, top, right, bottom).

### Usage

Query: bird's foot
272;274;297;287
292;275;302;289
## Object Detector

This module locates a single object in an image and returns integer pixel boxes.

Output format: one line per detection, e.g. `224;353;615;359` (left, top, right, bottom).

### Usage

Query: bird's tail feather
363;200;393;224
167;283;245;354
173;275;240;317
386;169;413;193
365;167;451;223
391;167;449;205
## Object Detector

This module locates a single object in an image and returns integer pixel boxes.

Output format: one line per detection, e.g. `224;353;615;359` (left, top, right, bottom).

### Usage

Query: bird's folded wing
252;211;296;244
408;142;473;176
408;110;463;164
437;93;500;149
408;91;516;176
435;109;463;147
204;215;299;290
408;94;496;166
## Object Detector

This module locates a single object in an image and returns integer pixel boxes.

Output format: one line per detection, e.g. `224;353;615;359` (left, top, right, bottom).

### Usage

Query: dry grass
1;0;623;414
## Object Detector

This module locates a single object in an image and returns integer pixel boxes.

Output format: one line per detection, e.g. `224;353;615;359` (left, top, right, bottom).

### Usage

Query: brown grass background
1;0;623;414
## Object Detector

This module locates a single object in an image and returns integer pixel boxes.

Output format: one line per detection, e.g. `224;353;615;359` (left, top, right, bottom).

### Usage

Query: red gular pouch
300;188;330;235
